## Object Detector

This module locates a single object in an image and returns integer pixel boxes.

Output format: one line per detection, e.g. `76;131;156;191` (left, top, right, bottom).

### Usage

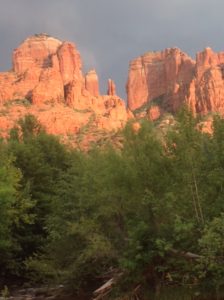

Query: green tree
0;141;33;277
8;115;72;260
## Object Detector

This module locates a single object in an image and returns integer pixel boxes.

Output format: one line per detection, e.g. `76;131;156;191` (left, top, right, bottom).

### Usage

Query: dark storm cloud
1;0;224;98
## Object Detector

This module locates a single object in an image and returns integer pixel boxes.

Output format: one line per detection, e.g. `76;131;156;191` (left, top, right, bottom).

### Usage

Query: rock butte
0;33;131;147
0;34;224;145
127;47;224;120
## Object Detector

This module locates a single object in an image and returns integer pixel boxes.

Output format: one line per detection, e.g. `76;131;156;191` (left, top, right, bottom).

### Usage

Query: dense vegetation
1;110;224;299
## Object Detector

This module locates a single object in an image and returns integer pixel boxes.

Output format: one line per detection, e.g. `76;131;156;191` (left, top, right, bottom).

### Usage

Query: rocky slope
127;47;224;121
0;33;132;147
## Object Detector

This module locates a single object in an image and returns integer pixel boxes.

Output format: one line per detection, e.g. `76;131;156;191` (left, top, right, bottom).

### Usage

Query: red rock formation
0;34;64;104
107;79;116;96
193;48;224;115
148;105;162;121
0;34;131;144
6;34;224;145
126;48;195;113
13;34;62;73
85;70;99;97
32;54;64;105
196;47;224;80
127;46;224;119
57;41;83;85
64;79;84;109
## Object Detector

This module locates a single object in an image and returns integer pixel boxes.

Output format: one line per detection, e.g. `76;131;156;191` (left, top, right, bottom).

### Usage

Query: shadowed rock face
127;47;224;118
0;34;131;145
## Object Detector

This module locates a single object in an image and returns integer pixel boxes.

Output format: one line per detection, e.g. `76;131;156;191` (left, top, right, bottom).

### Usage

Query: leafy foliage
2;110;224;298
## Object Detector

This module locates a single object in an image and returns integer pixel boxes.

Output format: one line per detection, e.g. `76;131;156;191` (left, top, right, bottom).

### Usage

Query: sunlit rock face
194;48;224;115
126;48;195;113
127;47;224;119
0;34;131;143
2;34;224;145
85;69;99;97
107;79;116;96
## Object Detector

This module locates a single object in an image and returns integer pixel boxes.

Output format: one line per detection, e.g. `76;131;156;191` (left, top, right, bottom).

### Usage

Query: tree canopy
1;111;224;299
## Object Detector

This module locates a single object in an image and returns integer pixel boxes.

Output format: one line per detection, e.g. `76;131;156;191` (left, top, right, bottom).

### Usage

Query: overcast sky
1;0;224;99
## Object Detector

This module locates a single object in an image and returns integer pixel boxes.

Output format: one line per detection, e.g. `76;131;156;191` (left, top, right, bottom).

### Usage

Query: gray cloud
1;0;224;98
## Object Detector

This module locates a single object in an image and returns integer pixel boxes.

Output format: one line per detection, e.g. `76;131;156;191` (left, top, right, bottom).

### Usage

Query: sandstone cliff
0;34;130;146
126;47;224;119
2;34;224;146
